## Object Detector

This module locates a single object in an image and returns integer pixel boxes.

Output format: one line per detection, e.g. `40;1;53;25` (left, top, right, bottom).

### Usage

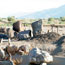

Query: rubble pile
31;32;61;44
0;44;53;65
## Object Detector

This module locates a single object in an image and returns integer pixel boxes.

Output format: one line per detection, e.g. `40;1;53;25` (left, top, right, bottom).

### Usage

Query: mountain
19;5;65;19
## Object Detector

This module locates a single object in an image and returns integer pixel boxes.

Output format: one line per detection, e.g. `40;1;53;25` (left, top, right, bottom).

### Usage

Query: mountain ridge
19;5;65;19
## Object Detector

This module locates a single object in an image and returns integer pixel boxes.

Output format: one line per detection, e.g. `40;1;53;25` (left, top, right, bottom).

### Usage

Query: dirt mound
31;32;61;44
26;32;65;56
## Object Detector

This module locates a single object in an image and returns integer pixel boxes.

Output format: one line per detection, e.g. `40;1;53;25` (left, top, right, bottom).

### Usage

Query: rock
11;54;30;65
29;48;41;57
0;48;5;60
0;34;8;39
0;27;7;33
6;45;18;55
7;28;14;38
41;51;53;63
29;48;53;64
19;45;30;55
5;54;10;60
32;19;42;37
17;30;31;40
40;63;47;65
0;61;14;65
13;21;24;32
11;54;23;65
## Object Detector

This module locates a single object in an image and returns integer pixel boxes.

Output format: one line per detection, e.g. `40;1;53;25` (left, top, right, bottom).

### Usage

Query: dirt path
48;57;65;65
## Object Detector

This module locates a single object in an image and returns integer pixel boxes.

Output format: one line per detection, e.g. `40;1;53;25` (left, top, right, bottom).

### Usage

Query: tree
0;18;2;21
7;16;16;22
48;18;54;21
60;16;65;21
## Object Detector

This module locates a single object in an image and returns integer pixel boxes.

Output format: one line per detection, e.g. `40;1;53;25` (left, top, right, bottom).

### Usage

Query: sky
0;0;65;17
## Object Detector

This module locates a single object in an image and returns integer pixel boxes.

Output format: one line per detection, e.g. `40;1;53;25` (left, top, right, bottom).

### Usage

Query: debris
31;32;60;44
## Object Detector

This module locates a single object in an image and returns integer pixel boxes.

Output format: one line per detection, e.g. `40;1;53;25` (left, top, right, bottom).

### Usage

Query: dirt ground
0;32;65;65
0;32;65;57
0;25;65;65
48;57;65;65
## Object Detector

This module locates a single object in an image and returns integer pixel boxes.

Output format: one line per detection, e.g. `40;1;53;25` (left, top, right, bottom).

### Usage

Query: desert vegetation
0;16;65;27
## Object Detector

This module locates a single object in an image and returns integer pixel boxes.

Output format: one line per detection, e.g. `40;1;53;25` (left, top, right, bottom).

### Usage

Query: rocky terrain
26;32;65;57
